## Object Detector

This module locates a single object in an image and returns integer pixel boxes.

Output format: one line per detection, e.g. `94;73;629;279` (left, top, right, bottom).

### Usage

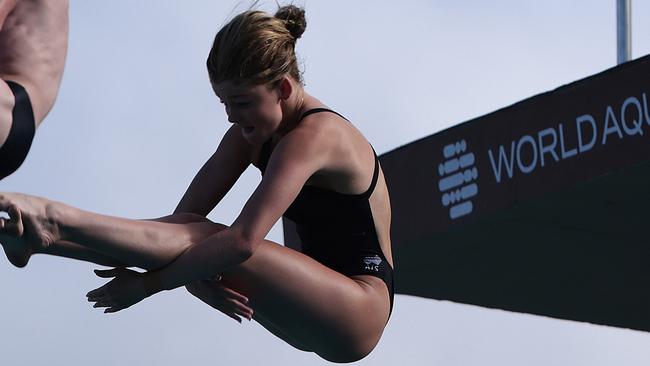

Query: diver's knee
319;343;375;364
318;332;380;363
153;212;212;224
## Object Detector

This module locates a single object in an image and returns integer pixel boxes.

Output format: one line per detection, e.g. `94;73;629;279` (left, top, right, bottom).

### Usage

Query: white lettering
486;91;649;185
559;123;578;159
602;105;623;144
516;135;537;174
488;142;516;183
576;114;597;153
642;93;650;126
620;96;644;136
538;127;559;167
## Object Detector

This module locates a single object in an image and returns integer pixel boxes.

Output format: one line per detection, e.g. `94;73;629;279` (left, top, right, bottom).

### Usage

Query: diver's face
213;80;283;145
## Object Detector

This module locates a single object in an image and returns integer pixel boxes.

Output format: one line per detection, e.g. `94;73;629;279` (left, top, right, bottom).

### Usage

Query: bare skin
0;76;394;362
0;0;68;148
0;0;17;29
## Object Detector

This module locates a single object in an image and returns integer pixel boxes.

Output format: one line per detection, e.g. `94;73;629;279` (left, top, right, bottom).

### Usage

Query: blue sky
1;1;649;365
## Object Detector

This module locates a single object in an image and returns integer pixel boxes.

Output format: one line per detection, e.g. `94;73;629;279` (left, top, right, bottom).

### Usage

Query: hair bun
275;5;306;40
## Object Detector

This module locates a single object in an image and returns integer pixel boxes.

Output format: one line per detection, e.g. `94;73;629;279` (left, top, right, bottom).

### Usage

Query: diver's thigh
253;312;313;352
221;241;389;361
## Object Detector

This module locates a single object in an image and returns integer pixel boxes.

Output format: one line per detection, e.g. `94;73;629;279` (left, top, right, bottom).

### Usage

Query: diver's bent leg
47;209;221;270
36;213;213;268
17;213;211;268
185;272;312;353
219;240;391;363
0;192;221;269
253;313;313;353
41;240;128;267
56;208;221;270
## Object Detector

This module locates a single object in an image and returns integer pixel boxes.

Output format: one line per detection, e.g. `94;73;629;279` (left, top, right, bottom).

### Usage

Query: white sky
1;1;650;365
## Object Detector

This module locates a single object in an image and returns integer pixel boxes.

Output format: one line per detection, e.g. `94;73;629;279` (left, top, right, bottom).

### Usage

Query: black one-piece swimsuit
256;108;394;316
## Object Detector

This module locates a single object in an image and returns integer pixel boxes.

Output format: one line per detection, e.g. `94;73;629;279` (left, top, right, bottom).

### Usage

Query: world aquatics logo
438;140;479;220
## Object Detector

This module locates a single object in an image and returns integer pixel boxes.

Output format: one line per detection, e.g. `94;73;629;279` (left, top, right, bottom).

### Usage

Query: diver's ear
277;76;293;101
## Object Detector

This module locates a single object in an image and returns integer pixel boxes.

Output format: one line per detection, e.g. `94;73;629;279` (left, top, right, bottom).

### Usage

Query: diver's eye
220;100;251;108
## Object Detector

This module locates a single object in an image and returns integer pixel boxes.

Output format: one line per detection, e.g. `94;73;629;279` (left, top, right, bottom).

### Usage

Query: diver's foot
1;239;33;268
0;192;60;267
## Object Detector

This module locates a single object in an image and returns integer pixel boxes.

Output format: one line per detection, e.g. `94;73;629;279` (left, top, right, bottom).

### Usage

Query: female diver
0;5;393;363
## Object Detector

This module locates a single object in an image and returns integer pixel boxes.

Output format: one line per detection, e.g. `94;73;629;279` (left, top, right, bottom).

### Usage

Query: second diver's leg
0;0;18;142
0;0;68;126
0;0;68;179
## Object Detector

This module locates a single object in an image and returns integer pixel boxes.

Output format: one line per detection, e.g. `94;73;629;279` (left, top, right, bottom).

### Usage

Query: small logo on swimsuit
363;255;382;272
438;139;479;220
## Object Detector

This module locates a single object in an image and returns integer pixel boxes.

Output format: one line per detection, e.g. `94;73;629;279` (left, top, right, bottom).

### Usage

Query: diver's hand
87;267;148;313
186;277;253;323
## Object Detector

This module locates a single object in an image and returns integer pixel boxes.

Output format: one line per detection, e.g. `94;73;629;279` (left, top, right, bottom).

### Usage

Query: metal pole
617;0;631;64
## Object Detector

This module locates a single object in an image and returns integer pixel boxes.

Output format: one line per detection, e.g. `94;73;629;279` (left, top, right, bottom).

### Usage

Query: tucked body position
0;5;393;363
0;0;68;179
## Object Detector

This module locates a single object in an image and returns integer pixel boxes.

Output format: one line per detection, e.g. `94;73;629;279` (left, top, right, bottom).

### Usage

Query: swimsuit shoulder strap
260;108;342;172
299;107;350;122
301;108;379;198
359;147;379;199
260;108;379;195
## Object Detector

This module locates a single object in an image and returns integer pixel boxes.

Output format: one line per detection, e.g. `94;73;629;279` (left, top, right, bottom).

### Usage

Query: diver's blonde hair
207;5;306;85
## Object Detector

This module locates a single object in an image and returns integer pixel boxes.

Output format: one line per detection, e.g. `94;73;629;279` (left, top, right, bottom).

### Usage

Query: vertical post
617;0;631;64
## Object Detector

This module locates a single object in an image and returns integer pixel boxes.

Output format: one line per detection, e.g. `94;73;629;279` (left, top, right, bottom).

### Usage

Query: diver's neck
277;89;308;136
